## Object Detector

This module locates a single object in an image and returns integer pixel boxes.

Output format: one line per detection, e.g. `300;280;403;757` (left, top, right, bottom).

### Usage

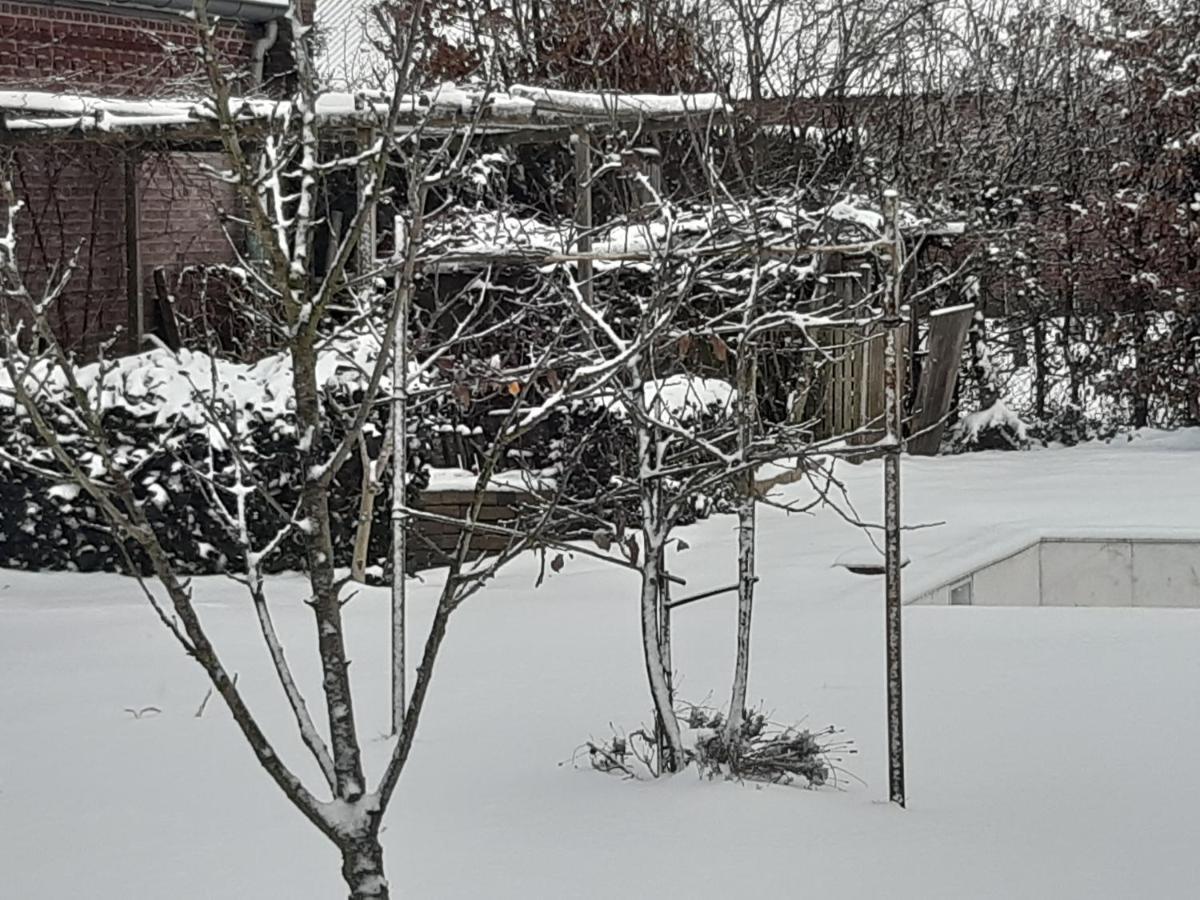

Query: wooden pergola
0;84;731;350
0;81;978;808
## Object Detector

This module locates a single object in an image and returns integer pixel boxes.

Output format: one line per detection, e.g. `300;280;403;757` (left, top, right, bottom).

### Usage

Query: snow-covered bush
0;346;739;575
687;706;841;788
579;702;854;788
0;379;429;575
1026;402;1121;448
945;400;1031;453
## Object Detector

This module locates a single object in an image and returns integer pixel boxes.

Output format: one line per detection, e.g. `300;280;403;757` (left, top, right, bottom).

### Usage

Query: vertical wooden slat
878;328;888;434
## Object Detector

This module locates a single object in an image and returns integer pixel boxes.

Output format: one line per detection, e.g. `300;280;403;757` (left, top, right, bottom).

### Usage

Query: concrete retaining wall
911;538;1200;608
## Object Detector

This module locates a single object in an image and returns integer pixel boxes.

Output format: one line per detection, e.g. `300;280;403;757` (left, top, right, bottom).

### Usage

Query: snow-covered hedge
0;398;428;576
0;349;736;575
0;345;429;575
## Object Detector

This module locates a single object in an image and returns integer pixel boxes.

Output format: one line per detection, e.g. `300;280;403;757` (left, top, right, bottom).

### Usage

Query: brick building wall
137;152;244;342
1;1;310;354
11;144;127;352
0;2;260;94
12;147;242;354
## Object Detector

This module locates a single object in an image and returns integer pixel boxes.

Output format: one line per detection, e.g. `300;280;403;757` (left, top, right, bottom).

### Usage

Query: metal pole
882;189;906;808
390;214;408;734
652;477;673;775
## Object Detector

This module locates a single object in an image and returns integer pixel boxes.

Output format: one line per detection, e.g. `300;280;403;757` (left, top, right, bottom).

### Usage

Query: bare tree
0;3;593;896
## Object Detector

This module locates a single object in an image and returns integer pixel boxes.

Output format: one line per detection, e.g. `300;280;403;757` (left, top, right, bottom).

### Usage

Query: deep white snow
2;431;1199;898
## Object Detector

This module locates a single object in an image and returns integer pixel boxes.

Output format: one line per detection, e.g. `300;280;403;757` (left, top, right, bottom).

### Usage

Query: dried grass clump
574;702;856;787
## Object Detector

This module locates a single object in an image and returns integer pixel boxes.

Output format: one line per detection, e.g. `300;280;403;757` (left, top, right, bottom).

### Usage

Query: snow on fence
909;534;1200;608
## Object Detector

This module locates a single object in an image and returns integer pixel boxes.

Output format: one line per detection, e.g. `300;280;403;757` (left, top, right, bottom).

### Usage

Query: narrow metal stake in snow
881;190;907;808
653;479;674;774
390;214;409;734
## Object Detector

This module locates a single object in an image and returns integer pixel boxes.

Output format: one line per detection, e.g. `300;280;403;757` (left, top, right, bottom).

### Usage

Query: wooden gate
813;321;909;443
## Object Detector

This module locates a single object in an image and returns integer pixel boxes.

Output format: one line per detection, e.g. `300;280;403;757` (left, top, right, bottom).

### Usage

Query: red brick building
1;1;311;354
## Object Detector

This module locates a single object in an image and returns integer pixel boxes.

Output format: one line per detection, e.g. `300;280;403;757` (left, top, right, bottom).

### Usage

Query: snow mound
951;400;1030;451
644;375;735;421
0;336;390;429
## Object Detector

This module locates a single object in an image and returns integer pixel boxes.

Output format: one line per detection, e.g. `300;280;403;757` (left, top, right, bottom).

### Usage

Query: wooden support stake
572;127;593;307
123;152;143;353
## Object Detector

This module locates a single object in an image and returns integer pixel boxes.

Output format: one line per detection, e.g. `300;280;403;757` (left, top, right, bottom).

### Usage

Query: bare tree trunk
340;834;389;900
1062;290;1081;407
639;533;683;774
655;534;672;718
969;309;1000;409
1132;313;1150;428
724;288;759;750
1032;315;1047;419
293;341;368;800
636;405;683;773
724;493;755;749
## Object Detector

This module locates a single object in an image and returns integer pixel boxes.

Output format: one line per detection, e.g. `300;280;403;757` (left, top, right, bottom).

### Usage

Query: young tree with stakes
0;3;595;896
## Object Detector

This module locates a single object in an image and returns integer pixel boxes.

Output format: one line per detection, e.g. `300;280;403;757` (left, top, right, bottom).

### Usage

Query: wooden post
657;544;672;716
624;146;662;217
124;152;143;353
881;190;906;808
572;127;593;307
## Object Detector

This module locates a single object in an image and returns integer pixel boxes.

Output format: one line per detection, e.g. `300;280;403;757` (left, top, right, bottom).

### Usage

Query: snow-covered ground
3;432;1199;898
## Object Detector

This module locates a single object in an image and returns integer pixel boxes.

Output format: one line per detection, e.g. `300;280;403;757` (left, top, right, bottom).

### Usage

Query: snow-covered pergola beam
415;239;894;274
0;87;731;148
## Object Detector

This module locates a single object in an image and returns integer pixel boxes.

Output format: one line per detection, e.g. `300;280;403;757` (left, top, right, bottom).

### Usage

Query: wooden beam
123;152;143;353
907;303;975;455
0;107;728;150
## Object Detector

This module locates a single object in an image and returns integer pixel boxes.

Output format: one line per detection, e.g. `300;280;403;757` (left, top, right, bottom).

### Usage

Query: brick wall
12;146;241;354
12;144;127;352
1;3;307;353
0;2;261;94
138;151;243;341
